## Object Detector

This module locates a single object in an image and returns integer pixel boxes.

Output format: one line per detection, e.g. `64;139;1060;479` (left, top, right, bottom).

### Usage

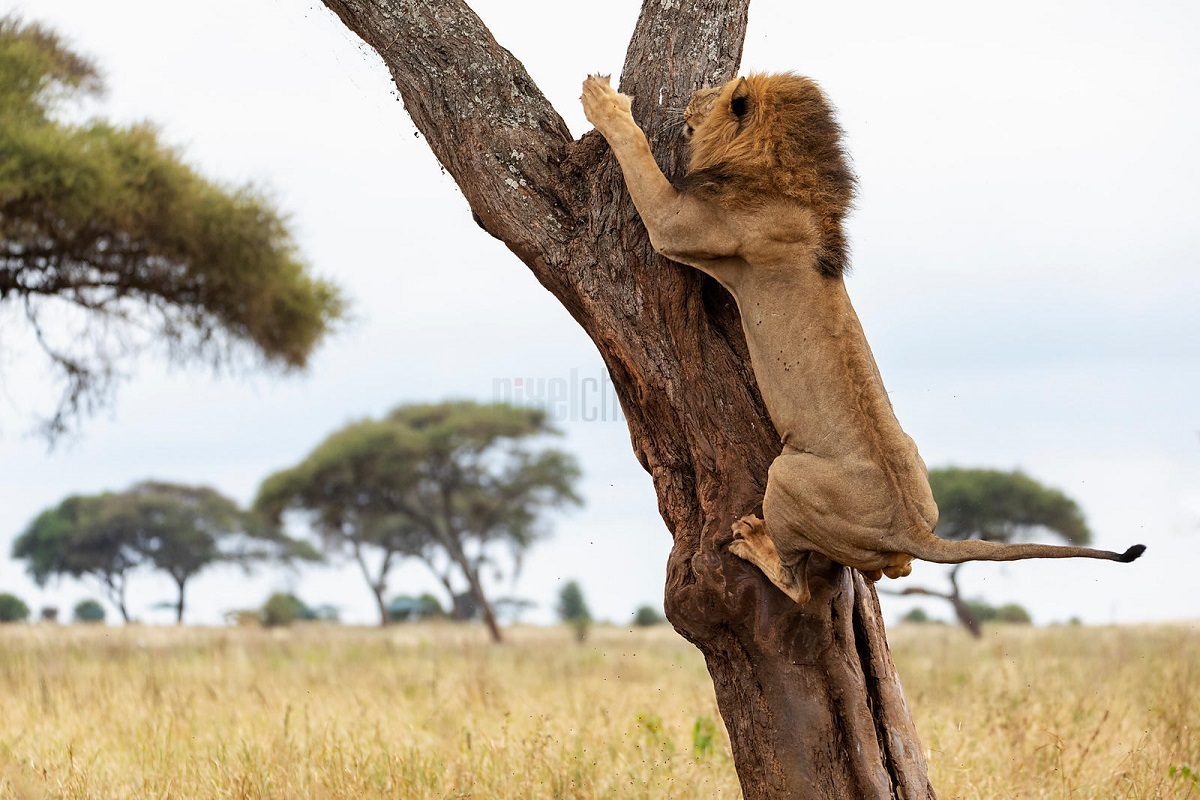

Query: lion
581;73;1144;603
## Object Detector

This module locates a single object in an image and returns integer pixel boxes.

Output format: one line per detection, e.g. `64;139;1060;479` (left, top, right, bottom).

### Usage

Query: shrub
994;603;1033;624
73;599;106;623
557;581;591;643
0;593;31;623
692;715;718;758
261;593;308;628
633;605;666;627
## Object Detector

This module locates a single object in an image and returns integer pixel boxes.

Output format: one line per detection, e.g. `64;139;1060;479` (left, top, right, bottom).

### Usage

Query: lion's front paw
581;74;633;132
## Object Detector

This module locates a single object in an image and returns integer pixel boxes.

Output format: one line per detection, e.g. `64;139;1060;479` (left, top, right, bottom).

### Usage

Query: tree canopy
889;467;1093;636
255;400;582;638
13;491;142;621
0;16;345;438
12;480;314;623
929;467;1090;545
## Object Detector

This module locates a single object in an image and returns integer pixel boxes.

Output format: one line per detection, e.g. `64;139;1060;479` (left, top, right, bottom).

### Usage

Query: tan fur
581;73;1143;604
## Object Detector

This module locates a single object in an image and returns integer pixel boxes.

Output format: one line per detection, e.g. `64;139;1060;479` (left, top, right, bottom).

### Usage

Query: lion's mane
677;73;856;277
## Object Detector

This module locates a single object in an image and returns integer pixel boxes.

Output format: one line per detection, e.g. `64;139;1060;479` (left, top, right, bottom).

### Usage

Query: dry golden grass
0;621;1195;799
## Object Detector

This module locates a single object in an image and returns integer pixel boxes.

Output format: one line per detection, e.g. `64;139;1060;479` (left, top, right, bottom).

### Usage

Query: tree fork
320;0;935;795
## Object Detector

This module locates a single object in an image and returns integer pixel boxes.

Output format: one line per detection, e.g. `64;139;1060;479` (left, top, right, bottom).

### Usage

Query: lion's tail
904;534;1145;566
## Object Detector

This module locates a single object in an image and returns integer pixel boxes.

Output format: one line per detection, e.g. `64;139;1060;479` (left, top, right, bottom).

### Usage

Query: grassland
0;621;1196;799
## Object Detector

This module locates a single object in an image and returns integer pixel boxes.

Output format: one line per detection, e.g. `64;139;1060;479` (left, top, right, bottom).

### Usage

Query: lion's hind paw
728;515;812;604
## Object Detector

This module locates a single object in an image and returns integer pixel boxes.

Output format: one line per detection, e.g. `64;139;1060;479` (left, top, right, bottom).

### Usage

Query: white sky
1;0;1197;627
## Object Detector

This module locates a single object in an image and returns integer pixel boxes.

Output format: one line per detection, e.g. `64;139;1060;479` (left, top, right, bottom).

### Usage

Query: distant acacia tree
885;467;1091;636
0;17;344;438
13;481;315;623
13;492;142;621
255;401;582;639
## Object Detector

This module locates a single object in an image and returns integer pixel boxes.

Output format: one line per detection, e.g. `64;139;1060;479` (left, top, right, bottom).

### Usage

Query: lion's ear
730;78;751;119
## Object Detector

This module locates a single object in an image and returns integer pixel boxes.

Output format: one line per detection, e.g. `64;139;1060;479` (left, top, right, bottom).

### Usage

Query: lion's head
679;73;855;276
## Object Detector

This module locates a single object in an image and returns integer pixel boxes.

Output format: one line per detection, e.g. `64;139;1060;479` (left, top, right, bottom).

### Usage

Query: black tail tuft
1118;544;1146;563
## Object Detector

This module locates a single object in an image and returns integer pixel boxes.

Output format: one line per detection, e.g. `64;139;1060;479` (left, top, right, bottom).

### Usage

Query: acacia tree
255;401;581;638
13;481;314;623
13;492;142;621
319;1;935;795
0;17;344;438
126;481;313;624
886;468;1092;637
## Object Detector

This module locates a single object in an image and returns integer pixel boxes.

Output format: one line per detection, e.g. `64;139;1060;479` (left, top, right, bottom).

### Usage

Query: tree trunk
319;0;935;796
372;583;390;627
350;543;393;626
102;574;131;623
462;561;504;644
440;537;505;642
886;564;983;638
174;576;187;625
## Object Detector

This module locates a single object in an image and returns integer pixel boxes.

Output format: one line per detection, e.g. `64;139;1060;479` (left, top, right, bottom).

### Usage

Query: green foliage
261;593;307;628
635;711;675;757
1169;764;1200;787
0;16;344;437
256;400;582;632
993;603;1033;624
556;580;590;623
902;607;930;624
964;600;1033;625
928;467;1090;545
72;598;105;623
632;605;666;627
557;580;591;643
12;492;141;620
691;715;717;758
386;594;444;622
0;592;30;622
13;481;313;624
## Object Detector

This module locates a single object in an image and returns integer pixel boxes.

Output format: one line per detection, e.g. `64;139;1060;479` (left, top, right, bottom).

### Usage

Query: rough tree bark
320;0;936;796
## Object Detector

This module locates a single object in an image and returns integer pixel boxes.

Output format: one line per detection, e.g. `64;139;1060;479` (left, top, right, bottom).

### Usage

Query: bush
994;603;1033;624
902;607;930;624
261;593;308;628
0;593;31;623
387;594;444;622
557;581;591;643
73;599;106;624
965;599;1033;625
632;605;666;627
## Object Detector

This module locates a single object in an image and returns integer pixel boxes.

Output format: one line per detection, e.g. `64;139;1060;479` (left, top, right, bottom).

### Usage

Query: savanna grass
0;621;1195;798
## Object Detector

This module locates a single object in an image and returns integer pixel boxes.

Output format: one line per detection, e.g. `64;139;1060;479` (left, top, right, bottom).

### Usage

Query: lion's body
581;73;1142;603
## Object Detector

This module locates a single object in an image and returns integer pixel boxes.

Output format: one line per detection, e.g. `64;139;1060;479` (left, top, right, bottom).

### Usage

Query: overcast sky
1;0;1197;627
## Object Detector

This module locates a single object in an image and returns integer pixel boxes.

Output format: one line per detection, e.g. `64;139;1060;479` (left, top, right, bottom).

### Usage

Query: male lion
581;73;1144;603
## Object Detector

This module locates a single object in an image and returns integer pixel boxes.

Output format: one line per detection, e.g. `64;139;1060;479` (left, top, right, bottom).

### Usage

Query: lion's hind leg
729;515;812;604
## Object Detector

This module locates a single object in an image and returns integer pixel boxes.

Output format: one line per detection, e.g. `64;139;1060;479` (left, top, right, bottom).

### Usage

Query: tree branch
320;0;580;290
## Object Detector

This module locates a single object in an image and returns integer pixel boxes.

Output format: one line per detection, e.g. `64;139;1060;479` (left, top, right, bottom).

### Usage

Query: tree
122;481;313;624
318;1;934;795
0;16;344;439
73;598;105;623
13;492;142;621
557;580;591;642
886;468;1091;637
255;401;582;639
0;592;30;622
13;481;314;624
